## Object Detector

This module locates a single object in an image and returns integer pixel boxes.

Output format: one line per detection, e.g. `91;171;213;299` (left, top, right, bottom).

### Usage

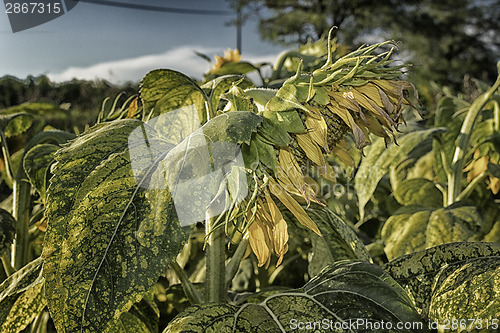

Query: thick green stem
12;176;31;270
447;63;500;205
169;261;203;305
204;215;226;303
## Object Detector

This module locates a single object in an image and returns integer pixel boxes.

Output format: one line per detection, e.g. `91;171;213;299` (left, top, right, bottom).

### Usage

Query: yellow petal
248;217;271;267
296;132;325;167
273;218;289;267
304;108;328;150
268;177;321;236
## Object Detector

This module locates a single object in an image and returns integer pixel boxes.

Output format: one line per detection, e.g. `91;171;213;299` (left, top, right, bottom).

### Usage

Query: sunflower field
0;31;499;332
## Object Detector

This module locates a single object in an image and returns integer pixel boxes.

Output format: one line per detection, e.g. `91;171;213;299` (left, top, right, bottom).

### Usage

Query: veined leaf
262;109;306;134
43;119;191;333
0;113;34;139
381;206;434;260
0;257;46;333
202;75;254;112
307;205;371;277
23;143;59;203
355;127;446;220
113;291;159;333
221;85;256;112
382;205;485;260
140;69;208;123
384;242;500;319
162;112;261;225
0;209;15;254
393;178;442;208
199;111;263;146
165;261;426;332
245;88;277;111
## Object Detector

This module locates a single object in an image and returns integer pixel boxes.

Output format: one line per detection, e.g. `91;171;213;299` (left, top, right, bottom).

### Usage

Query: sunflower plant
2;29;499;333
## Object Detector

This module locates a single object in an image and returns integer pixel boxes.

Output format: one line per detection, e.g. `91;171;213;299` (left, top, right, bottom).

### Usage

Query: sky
0;0;284;84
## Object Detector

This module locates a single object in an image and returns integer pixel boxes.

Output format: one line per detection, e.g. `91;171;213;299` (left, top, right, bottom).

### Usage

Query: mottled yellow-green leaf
382;205;485;260
0;257;46;333
22;143;59;203
355;128;446;220
201;111;263;146
0;113;33;139
393;178;442;208
426;205;485;247
209;61;257;76
258;117;291;146
43;119;191;333
165;261;426;332
140;69;208;123
384;242;500;319
429;257;500;320
113;293;159;333
382;206;434;260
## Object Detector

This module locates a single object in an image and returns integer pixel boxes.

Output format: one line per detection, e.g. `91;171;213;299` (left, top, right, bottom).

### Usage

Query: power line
77;0;234;15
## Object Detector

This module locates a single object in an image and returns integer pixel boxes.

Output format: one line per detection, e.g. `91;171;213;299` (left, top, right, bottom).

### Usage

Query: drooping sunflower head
220;31;419;267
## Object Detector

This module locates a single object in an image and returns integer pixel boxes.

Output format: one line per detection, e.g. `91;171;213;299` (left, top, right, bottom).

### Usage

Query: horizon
0;0;284;84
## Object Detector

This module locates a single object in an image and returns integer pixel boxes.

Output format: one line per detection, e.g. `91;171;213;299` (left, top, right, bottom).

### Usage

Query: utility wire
77;0;234;15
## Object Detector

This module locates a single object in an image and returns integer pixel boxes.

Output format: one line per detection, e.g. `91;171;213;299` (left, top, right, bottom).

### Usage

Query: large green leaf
23;143;59;203
381;206;434;260
382;205;485;260
42;119;191;333
113;291;159;333
162;112;262;225
140;69;208;123
383;242;500;319
0;209;15;254
0;103;70;133
201;111;262;145
165;261;426;332
355;127;446;220
307;205;371;277
0;113;34;139
393;178;442;208
0;257;46;333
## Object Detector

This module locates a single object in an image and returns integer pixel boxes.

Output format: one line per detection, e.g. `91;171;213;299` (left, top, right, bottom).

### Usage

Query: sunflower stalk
204;213;226;303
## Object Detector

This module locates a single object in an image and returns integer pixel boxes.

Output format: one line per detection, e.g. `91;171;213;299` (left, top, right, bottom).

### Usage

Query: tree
229;0;500;88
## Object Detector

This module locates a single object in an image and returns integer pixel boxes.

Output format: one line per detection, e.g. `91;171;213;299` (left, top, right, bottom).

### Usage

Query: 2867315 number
439;318;499;331
5;2;61;14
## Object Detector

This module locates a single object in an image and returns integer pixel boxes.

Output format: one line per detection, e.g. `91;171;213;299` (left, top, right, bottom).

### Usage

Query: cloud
47;46;281;84
47;46;214;83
